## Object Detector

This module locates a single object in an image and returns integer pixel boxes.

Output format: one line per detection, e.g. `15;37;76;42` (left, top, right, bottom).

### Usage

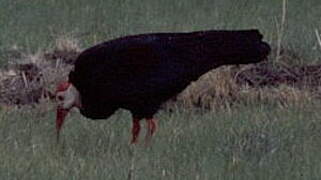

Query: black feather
69;29;270;119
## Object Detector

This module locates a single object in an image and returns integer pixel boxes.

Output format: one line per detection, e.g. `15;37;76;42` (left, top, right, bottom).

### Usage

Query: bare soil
0;47;320;108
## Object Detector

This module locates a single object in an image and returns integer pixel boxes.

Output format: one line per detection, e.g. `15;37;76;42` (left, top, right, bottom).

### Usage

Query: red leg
145;118;157;143
131;118;141;144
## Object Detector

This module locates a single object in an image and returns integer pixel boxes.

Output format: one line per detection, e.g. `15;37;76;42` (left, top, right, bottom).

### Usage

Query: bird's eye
57;95;64;101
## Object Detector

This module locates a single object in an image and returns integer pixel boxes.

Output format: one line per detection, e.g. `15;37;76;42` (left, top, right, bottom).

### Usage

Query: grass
1;0;321;179
1;102;321;179
0;0;320;65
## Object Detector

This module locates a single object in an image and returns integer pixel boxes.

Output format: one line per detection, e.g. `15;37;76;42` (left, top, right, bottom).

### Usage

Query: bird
55;29;271;144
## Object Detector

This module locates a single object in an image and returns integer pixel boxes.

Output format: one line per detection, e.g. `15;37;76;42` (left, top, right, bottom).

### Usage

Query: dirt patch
166;48;321;109
235;62;321;88
0;45;80;106
0;45;320;109
44;49;79;65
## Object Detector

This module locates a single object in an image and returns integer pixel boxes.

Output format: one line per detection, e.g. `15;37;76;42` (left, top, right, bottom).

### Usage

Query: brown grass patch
0;41;320;110
0;37;81;106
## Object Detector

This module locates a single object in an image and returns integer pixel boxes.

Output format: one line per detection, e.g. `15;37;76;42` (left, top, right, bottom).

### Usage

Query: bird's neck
69;84;82;109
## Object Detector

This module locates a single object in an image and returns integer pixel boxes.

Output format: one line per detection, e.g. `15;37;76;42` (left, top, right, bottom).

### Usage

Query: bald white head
56;83;81;109
55;82;81;141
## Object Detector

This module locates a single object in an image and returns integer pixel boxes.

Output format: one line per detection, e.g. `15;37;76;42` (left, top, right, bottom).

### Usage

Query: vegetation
2;103;321;179
0;0;320;64
0;0;321;179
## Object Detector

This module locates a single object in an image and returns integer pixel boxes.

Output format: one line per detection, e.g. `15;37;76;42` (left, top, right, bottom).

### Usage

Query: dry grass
0;36;81;106
175;66;240;110
0;36;320;110
173;65;317;110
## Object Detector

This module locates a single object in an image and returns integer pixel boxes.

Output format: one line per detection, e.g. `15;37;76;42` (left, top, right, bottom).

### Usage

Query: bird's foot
131;118;141;144
144;118;157;145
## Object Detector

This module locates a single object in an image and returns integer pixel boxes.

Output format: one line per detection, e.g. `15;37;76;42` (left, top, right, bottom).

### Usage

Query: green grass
1;102;321;179
0;0;320;65
1;0;321;179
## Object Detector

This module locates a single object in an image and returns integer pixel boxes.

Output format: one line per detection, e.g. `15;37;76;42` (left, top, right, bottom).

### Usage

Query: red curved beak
56;106;70;142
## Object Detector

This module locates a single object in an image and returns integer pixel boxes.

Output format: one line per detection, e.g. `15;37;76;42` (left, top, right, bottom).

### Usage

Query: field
1;0;321;179
1;0;320;63
1;103;321;180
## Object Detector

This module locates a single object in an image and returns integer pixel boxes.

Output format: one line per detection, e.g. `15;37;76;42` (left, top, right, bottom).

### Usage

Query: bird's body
56;29;271;143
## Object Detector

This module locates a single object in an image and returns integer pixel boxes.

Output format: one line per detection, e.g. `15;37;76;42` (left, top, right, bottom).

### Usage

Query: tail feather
200;30;270;63
167;29;270;67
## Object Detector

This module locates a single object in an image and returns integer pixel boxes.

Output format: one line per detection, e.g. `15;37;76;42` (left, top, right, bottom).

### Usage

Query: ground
0;0;320;179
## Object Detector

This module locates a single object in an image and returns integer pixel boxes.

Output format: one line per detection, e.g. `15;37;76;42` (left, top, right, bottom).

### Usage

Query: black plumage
69;29;270;120
54;29;271;143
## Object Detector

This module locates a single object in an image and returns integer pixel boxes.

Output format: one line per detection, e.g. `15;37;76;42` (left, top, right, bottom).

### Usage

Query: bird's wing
69;42;163;102
70;30;270;106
